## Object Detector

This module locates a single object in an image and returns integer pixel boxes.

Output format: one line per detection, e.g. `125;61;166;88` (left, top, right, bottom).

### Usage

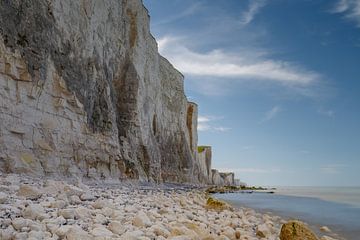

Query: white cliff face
211;170;225;186
197;146;212;183
220;173;235;186
0;0;208;183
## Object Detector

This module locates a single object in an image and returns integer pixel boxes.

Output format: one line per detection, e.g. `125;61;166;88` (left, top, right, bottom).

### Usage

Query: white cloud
332;0;360;27
240;0;267;26
198;115;230;132
218;167;281;174
158;36;321;87
241;146;255;151
152;2;203;26
261;106;282;123
321;164;347;174
318;109;335;117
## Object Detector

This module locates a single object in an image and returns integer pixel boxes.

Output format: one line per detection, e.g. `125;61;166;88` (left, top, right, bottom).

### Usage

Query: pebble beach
0;174;338;240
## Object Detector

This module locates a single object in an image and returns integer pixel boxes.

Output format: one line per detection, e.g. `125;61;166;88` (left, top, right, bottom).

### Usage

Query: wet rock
280;220;319;240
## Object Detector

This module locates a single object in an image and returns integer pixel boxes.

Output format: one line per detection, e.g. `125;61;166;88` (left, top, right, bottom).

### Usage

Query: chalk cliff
0;0;210;183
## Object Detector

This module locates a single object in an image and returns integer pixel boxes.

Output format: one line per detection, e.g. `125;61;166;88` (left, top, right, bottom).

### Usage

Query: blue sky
143;0;360;186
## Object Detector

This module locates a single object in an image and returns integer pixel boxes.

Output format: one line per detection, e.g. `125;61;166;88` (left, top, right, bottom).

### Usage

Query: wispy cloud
152;2;203;26
317;108;335;117
219;167;281;174
321;164;348;174
240;0;267;26
261;106;282;123
158;36;321;87
198;115;230;132
241;146;255;151
331;0;360;27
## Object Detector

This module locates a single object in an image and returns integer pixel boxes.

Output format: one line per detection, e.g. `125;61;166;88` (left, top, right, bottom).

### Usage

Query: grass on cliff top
198;146;210;153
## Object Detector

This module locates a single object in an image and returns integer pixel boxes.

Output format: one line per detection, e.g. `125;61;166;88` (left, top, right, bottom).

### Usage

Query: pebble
0;174;335;240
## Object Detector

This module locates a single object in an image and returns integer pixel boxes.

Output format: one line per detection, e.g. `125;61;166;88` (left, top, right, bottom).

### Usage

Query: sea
213;187;360;240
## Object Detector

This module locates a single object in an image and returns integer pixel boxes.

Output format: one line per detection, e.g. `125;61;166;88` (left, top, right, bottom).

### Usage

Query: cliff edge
0;0;209;183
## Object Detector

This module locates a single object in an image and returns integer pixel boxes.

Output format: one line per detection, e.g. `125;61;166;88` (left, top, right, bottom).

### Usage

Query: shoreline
0;174;339;240
215;192;351;240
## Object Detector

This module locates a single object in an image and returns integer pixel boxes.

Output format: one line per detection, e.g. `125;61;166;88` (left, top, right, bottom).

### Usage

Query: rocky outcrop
197;146;212;183
280;221;319;240
220;172;235;186
0;0;208;183
211;169;224;186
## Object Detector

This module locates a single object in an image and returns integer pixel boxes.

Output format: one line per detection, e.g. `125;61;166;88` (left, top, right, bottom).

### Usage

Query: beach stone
133;211;152;227
320;226;331;233
150;224;171;238
120;230;145;240
0;192;7;203
222;226;236;239
28;230;45;239
256;223;271;238
0;225;15;240
92;198;111;209
168;236;193;240
320;236;337;240
12;218;31;230
14;232;28;240
280;220;319;240
43;180;65;195
65;226;92;240
51;200;68;209
80;192;96;201
55;225;72;237
75;207;92;220
69;195;81;204
108;221;126;235
90;227;114;237
22;204;46;220
17;185;42;200
58;209;76;219
235;230;241;239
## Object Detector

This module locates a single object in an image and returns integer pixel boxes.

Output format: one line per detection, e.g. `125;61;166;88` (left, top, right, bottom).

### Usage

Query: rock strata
0;0;221;184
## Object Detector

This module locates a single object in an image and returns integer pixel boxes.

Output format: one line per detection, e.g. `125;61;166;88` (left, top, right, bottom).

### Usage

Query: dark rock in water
280;220;319;240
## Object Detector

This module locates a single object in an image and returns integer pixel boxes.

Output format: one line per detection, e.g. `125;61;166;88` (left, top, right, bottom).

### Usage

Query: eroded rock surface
0;0;208;183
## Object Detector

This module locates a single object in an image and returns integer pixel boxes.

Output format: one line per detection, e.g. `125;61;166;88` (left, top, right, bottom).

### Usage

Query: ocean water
214;187;360;240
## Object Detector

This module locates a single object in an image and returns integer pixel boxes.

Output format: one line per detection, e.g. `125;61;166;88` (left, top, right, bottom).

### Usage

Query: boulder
90;227;114;238
256;223;271;238
108;221;126;235
280;220;319;240
22;204;46;220
58;209;76;219
17;185;42;200
0;192;7;204
132;211;152;227
65;226;93;240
